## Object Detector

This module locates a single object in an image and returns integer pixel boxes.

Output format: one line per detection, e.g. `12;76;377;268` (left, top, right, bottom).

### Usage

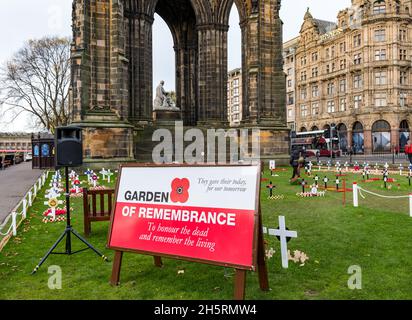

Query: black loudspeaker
55;127;83;167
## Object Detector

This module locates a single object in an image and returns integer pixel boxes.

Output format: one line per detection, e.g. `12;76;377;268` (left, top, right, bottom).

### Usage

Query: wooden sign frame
107;163;269;300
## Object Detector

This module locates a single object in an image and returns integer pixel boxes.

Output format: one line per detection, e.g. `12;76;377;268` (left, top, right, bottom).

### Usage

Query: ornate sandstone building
69;0;289;166
294;0;412;154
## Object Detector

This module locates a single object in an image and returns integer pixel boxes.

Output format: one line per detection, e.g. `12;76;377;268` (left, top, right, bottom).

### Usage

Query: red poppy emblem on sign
170;178;190;203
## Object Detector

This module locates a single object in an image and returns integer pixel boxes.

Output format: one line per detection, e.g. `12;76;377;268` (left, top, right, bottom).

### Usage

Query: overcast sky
0;0;351;132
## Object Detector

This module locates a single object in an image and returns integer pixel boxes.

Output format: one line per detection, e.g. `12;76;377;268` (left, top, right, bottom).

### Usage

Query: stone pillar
124;12;154;125
244;0;286;127
364;129;372;154
69;0;135;167
391;128;400;150
197;24;229;125
110;0;129;121
347;130;353;149
175;25;197;126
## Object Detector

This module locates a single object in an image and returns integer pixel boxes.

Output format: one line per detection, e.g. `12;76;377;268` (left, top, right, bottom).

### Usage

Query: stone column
110;0;129;121
347;129;353;149
175;27;197;126
364;129;372;154
197;24;229;126
244;0;286;127
391;128;400;150
125;11;154;125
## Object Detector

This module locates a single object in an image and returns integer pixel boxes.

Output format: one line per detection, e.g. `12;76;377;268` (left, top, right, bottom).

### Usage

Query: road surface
0;162;43;223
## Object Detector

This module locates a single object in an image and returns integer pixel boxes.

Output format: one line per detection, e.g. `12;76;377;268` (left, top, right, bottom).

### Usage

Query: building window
287;93;294;105
312;85;319;98
375;70;387;85
326;64;330;73
300;88;307;100
375;92;387;107
340;98;347;112
373;3;386;15
354;74;362;89
288;109;293;118
354;53;362;65
375;49;386;61
400;92;407;107
327;101;335;113
300;105;308;117
340;42;346;53
400;71;408;85
288;79;292;88
327;82;335;95
287;68;292;76
312;52;318;62
374;29;386;42
326;48;330;59
353;34;361;47
301;56;307;66
301;71;307;81
400;49;407;61
354;95;362;109
312;67;318;78
340;59;346;70
233;79;239;87
399;29;408;41
312;103;319;115
340;79;347;93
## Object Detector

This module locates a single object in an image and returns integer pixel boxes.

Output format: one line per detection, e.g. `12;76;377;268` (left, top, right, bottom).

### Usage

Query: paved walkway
0;162;43;223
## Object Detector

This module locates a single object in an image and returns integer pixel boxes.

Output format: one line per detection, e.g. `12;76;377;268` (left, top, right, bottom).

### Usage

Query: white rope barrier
0;171;50;250
352;182;412;217
358;186;410;199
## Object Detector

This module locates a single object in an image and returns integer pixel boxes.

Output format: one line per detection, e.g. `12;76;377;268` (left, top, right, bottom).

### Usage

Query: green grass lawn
1;167;412;300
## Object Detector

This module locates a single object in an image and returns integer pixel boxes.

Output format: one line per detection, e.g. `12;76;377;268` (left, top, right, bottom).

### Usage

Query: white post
28;191;32;207
22;199;27;219
38;178;42;190
34;184;37;197
409;194;412;218
353;182;359;208
12;212;17;236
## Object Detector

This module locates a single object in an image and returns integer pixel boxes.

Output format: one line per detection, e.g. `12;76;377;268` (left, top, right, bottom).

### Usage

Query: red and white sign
108;165;261;270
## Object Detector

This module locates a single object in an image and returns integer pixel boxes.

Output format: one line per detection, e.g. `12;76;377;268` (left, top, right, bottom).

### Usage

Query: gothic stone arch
70;0;289;164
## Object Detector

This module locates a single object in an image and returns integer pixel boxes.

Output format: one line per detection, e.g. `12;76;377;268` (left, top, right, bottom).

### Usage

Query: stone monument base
153;110;182;126
70;111;135;170
134;123;290;165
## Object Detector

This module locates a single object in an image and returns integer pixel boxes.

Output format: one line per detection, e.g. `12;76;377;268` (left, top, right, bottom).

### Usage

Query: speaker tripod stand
32;166;109;275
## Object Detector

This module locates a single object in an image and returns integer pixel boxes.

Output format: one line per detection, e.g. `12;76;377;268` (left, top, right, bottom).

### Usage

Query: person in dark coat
290;149;300;181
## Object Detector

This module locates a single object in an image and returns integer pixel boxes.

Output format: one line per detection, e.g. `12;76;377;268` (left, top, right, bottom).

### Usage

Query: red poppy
170;178;190;203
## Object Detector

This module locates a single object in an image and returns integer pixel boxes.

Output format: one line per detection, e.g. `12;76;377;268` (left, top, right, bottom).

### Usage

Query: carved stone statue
153;80;179;111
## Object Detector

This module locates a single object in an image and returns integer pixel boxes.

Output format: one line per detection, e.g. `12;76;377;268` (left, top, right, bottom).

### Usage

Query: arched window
372;120;391;153
352;122;364;154
227;3;243;126
311;126;319;131
300;127;308;133
400;120;410;152
373;0;386;15
372;120;391;132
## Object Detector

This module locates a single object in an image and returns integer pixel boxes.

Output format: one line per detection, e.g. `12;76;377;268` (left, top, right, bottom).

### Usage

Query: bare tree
0;37;71;132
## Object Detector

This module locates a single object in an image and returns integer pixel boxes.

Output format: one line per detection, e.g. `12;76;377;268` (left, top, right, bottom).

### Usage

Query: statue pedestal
153;110;181;126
